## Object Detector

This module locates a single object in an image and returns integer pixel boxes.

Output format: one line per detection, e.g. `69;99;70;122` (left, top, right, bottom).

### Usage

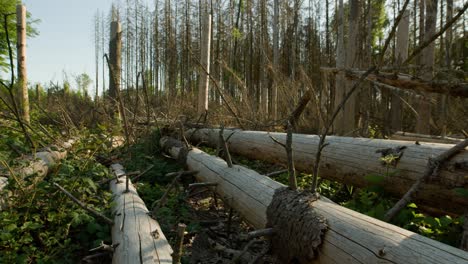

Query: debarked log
0;138;77;194
110;163;172;264
110;164;172;264
160;137;468;263
187;129;468;214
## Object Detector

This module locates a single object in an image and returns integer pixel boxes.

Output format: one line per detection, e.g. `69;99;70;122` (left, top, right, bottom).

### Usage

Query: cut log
160;137;468;263
110;164;172;264
187;129;468;214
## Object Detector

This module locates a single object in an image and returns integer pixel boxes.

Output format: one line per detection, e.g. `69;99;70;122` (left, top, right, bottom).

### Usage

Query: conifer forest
0;0;468;263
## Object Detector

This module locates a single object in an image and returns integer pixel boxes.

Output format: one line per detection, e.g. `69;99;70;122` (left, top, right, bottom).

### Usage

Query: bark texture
110;164;173;264
267;188;327;263
160;137;468;263
16;4;29;124
188;129;468;214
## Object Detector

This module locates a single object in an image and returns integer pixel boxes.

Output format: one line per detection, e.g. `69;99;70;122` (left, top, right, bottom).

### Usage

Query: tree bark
188;128;468;214
109;20;122;99
16;4;29;124
161;137;468;263
391;10;410;132
333;0;345;135
415;0;437;134
110;164;173;264
198;12;211;116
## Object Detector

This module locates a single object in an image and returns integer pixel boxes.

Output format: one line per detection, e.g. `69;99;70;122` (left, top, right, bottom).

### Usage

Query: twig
166;170;198;178
384;139;468;221
377;0;411;68
99;171;140;186
240;228;275;241
265;169;288;177
152;172;182;214
219;125;233;167
89;241;118;252
191;49;245;129
131;164;154;182
53;183;114;225
0;13;35;149
311;66;377;193
231;239;261;263
268;122;297;190
188;182;218;189
285;122;297;190
403;1;468;65
172;223;187;264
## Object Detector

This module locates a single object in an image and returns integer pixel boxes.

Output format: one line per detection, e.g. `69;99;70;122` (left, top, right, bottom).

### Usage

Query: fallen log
390;131;465;144
187;129;468;214
0;138;76;195
160;137;468;263
110;163;172;264
321;67;468;98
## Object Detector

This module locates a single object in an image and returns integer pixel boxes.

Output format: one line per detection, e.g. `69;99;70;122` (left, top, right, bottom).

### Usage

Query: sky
22;0;116;87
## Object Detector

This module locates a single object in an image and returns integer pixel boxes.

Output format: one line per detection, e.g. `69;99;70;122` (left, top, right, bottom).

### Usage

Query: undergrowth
121;130;200;248
0;125;115;263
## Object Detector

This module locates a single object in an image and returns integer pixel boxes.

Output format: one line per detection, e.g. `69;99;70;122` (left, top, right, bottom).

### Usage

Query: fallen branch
53;182;114;225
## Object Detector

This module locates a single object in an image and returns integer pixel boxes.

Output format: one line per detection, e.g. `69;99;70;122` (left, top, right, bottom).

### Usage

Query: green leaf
454;188;468;198
364;174;385;184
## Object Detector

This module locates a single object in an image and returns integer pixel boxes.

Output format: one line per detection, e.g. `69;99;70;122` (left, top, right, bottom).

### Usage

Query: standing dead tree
16;4;29;125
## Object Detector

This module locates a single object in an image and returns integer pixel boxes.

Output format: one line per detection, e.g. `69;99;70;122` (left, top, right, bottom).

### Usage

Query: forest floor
0;121;464;263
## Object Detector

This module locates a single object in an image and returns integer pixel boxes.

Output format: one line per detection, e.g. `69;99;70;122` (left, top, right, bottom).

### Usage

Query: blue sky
22;0;116;87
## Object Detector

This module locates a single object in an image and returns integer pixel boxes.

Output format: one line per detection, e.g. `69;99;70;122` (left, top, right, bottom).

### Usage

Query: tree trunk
415;0;437;134
16;4;29;124
109;20;122;99
188;128;468;214
342;0;360;135
391;10;410;132
198;12;211;116
271;0;279;120
161;137;468;263
333;0;345;134
110;164;173;264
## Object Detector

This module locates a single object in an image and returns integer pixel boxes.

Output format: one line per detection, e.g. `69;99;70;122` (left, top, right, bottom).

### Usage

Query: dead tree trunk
109;20;122;99
16;4;29;124
391;10;410;132
333;0;345;134
197;12;211;116
415;0;437;134
188;128;468;214
161;137;468;263
110;164;173;264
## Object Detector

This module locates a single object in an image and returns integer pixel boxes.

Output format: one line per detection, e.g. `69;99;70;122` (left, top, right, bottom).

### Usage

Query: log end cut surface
267;188;327;263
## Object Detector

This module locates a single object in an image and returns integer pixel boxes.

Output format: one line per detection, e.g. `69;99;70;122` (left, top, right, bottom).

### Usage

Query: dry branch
53;183;114;225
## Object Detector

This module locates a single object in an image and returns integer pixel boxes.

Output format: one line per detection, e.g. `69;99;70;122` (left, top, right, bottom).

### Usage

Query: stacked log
187;129;468;214
110;164;172;264
160;137;468;263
